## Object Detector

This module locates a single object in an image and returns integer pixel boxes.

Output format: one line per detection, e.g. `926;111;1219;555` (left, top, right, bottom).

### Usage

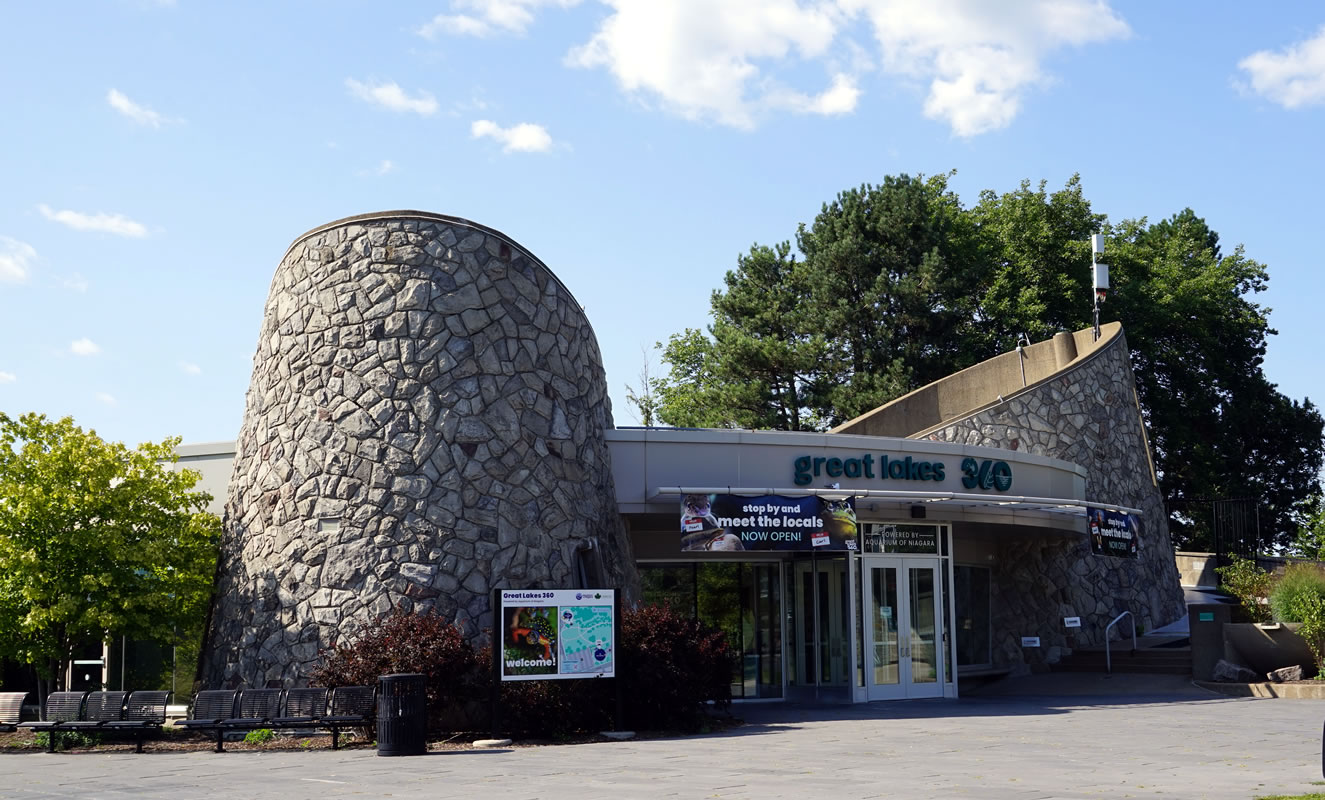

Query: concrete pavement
3;677;1323;800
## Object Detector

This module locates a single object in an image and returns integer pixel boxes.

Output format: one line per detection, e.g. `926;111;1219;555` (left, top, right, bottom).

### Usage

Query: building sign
863;523;940;554
792;453;1013;492
1088;506;1139;559
498;589;615;682
680;494;858;552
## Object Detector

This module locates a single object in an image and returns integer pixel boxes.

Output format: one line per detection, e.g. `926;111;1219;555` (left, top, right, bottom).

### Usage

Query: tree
655;173;1324;550
0;413;219;699
797;173;981;423
1101;210;1323;549
657;242;829;430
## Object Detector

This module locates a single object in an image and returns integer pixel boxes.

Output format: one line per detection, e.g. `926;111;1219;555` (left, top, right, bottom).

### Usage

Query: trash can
377;673;427;756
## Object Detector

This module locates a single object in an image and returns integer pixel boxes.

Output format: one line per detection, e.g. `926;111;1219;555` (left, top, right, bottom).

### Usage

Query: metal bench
209;688;283;752
321;686;375;750
101;690;171;753
60;690;129;731
0;691;29;732
271;687;328;729
17;691;89;752
173;689;239;752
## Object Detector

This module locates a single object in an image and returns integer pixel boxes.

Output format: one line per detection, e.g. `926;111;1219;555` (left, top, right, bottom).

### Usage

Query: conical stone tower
203;211;637;687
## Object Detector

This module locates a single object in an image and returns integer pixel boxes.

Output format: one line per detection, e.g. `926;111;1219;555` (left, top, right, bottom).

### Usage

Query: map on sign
497;588;616;681
559;605;613;675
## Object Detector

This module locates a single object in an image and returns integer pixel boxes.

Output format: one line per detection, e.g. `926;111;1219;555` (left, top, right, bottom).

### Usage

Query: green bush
244;728;276;745
1270;564;1325;623
33;731;101;751
1216;555;1273;623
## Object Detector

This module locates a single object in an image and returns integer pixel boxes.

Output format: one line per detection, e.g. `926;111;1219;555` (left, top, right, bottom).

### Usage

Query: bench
101;691;172;753
321;685;375;750
60;690;129;731
173;689;239;752
17;691;90;752
271;687;328;729
0;691;29;732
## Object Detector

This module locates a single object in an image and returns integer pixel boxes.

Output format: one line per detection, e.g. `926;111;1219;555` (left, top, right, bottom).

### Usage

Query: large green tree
655;173;1324;551
0;413;219;697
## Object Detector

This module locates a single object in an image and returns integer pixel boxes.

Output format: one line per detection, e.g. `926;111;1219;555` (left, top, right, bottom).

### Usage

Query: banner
1088;507;1139;559
498;589;616;681
680;494;858;552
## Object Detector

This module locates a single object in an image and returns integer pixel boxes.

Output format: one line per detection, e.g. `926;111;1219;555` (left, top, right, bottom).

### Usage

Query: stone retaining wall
202;211;637;687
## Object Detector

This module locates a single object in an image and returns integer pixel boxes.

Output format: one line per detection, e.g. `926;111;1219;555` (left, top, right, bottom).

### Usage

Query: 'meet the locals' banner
680;494;858;552
1088;506;1139;559
498;589;616;681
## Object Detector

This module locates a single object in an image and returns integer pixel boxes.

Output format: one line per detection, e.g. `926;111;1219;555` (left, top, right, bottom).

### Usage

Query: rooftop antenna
1090;234;1109;341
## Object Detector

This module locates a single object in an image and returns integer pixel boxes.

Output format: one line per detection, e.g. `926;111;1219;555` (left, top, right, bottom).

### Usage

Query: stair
1052;637;1191;675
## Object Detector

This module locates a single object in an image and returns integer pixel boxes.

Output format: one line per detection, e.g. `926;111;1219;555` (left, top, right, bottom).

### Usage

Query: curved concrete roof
833;322;1125;439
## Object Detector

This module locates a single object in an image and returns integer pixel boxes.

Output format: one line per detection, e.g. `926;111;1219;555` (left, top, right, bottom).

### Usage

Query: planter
1223;622;1314;677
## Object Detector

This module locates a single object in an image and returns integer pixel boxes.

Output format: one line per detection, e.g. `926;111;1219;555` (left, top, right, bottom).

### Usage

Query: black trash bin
377;673;427;756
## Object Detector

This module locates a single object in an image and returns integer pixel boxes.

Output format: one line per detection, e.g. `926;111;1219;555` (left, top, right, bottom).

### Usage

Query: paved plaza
3;677;1322;800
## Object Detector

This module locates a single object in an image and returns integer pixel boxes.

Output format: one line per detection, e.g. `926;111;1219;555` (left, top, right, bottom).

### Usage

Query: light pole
1091;234;1109;341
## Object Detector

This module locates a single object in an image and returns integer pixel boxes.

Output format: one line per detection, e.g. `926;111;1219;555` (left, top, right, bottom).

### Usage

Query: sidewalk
4;679;1321;800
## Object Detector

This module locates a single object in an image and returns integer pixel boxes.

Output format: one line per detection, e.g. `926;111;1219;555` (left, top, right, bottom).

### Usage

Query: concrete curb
1194;680;1325;699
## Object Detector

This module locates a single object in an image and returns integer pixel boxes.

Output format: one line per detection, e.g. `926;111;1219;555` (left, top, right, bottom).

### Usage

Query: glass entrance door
862;557;943;700
791;559;850;689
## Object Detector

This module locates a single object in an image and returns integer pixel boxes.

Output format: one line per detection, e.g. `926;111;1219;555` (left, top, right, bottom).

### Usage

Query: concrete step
1053;649;1191;675
1054;662;1191;675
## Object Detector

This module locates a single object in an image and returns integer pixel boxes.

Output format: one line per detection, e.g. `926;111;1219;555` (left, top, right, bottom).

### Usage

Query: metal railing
1105;610;1137;674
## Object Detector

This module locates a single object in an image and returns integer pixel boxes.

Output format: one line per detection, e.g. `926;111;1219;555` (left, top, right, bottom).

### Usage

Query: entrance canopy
607;428;1099;532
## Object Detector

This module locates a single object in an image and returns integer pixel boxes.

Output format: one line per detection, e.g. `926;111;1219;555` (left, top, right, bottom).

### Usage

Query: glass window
637;562;783;699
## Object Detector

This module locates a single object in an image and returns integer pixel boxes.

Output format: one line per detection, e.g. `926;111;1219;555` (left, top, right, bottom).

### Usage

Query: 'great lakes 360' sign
792;453;1013;492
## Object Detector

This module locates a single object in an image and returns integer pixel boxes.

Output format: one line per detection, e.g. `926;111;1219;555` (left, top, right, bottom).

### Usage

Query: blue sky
2;1;1323;448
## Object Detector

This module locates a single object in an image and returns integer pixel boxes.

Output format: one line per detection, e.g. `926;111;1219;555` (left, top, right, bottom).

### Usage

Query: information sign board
497;589;616;682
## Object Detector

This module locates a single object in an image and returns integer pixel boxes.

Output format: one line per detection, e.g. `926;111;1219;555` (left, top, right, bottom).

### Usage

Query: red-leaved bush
617;603;734;731
309;603;734;738
310;609;484;734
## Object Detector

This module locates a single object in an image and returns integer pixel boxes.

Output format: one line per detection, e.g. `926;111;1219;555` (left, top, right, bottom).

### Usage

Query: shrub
476;603;735;738
617;603;735;732
310;609;485;736
1270;564;1325;623
1216;555;1273;623
1294;591;1325;678
33;731;100;751
244;728;276;745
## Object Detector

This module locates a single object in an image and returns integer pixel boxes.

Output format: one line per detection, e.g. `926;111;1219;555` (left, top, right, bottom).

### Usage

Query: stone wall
921;328;1186;671
203;211;637;688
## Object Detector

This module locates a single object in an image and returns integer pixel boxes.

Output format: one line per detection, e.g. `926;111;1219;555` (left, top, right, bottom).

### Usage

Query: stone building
203;212;637;688
195;210;1184;700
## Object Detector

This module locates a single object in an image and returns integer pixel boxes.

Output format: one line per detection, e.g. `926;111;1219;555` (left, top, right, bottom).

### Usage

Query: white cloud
95;392;116;406
107;89;172;127
563;0;1127;135
345;79;439;115
359;159;395;177
39;204;149;238
567;0;845;129
1238;25;1325;109
840;0;1130;136
471;119;555;152
61;273;89;292
0;372;15;384
418;0;581;38
180;361;202;375
70;338;101;356
0;236;37;282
